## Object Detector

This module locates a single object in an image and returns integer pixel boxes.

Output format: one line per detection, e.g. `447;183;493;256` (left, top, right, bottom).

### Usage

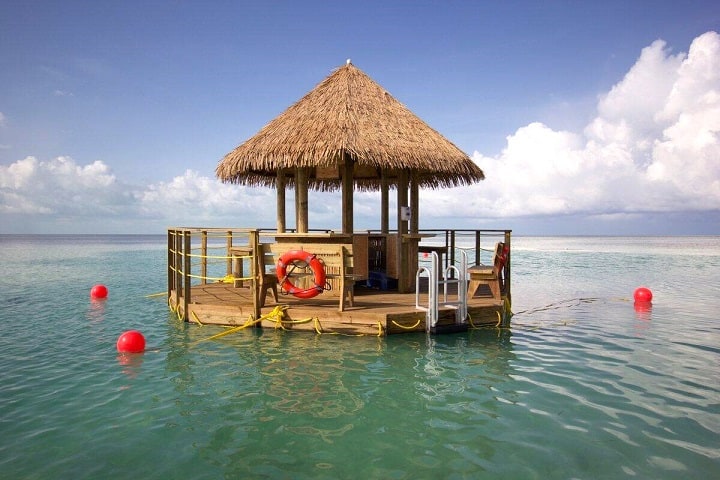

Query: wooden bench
467;242;507;301
268;243;365;311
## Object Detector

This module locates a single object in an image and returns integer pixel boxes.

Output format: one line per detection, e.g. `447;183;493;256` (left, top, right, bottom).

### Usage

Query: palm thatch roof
216;61;484;191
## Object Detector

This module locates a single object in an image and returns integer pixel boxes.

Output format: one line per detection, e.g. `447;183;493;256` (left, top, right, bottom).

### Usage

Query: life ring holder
276;250;328;299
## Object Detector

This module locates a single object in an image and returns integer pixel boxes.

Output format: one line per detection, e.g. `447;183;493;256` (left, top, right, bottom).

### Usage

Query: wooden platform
169;280;508;336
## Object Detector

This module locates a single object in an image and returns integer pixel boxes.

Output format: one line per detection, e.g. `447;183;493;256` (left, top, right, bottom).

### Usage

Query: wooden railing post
201;230;208;285
449;230;456;278
250;230;260;321
504;230;512;303
167;229;175;301
226;230;233;276
183;230;191;320
175;230;183;304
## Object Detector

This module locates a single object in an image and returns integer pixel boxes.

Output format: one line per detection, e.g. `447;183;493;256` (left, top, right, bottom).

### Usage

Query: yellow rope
195;317;258;342
391;319;421;330
495;310;502;327
191;310;203;326
145;291;167;298
467;311;477;329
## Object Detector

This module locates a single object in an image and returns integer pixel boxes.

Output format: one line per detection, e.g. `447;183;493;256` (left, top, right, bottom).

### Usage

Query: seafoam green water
1;235;718;479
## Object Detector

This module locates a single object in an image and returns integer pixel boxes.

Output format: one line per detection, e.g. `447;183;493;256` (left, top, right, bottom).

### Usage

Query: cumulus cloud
439;31;720;222
138;169;276;226
1;32;718;233
0;156;133;217
0;156;277;232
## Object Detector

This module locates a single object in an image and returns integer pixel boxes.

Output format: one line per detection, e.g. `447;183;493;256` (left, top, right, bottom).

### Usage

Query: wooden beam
381;170;389;234
276;172;286;233
397;169;409;293
342;152;354;234
296;168;308;233
410;171;419;234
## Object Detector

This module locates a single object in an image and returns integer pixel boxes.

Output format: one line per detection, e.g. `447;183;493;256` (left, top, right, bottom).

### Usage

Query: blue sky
1;0;719;235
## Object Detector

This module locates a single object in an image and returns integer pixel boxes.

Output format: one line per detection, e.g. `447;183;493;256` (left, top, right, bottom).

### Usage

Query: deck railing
167;227;512;320
167;228;262;320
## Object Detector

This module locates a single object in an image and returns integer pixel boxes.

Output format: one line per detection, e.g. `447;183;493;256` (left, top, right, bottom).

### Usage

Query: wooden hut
216;61;485;293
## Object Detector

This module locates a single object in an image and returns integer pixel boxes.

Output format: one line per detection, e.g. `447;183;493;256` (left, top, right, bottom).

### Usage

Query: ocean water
1;234;718;479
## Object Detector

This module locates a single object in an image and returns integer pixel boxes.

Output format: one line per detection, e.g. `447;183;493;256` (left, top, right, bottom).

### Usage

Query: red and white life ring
276;250;327;299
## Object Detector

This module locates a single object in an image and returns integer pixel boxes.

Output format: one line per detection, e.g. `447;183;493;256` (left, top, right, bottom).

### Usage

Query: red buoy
633;287;653;303
90;284;108;299
116;330;146;353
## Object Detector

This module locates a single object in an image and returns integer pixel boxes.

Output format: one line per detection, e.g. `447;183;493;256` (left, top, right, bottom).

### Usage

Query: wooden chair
467;242;507;301
321;245;361;312
257;243;279;307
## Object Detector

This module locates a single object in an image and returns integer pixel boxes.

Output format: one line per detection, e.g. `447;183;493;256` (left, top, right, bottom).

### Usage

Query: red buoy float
90;284;108;299
116;330;146;353
276;250;327;299
633;287;653;303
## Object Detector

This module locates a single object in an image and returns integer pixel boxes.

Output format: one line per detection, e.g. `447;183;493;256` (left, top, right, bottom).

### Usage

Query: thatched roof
216;62;484;191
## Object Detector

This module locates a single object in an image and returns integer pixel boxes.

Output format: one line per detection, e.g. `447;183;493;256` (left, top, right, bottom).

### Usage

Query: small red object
116;330;146;353
633;287;653;303
90;284;108;299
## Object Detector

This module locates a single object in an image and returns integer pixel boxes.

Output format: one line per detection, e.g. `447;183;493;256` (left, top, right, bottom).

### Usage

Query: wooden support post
397;169;409;293
276;172;286;233
381;170;389;234
342;152;354;234
296;168;308;233
475;231;481;266
410;171;419;234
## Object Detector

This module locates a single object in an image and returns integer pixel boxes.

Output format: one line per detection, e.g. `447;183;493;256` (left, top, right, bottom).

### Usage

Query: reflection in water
86;298;106;323
117;352;144;384
162;326;520;476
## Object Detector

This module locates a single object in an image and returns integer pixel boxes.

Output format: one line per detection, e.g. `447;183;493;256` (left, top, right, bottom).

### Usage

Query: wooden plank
182;280;505;333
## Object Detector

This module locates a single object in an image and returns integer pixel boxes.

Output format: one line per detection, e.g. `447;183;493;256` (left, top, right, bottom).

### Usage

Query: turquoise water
1;235;718;479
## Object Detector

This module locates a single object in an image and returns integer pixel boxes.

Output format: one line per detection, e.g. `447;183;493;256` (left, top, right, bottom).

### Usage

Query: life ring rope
276;250;328;299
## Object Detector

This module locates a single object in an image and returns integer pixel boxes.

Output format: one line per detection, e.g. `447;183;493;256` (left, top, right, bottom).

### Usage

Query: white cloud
139;169;276;226
0;111;6;127
0;156;278;232
0;156;133;217
425;30;720;222
1;32;719;234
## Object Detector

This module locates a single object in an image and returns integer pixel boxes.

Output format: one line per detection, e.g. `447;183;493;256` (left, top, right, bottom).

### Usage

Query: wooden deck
169;280;508;336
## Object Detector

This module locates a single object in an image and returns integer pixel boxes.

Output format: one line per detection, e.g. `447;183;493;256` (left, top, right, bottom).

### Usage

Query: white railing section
415;251;468;332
